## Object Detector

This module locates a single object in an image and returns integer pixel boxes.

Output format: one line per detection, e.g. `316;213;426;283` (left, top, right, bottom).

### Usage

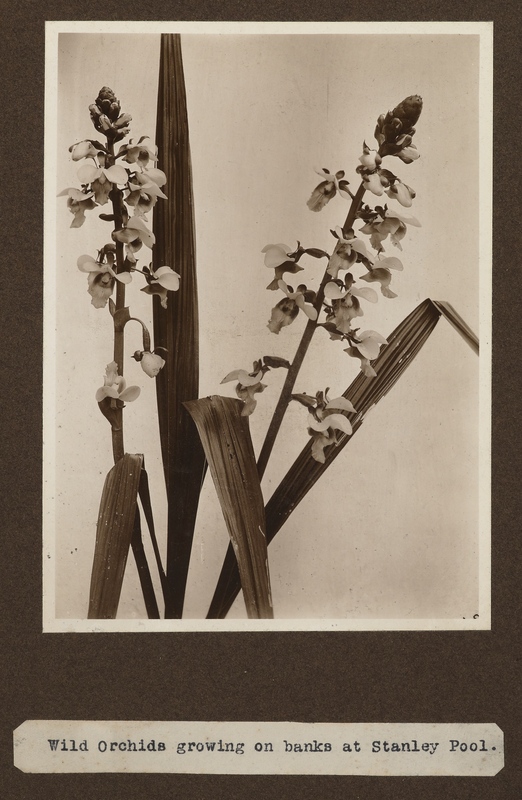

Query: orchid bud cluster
89;86;132;142
61;86;181;422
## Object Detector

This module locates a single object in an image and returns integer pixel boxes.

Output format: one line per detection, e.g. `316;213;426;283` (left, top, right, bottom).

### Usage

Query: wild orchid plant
62;38;477;622
61;87;180;463
220;96;423;468
61;86;185;618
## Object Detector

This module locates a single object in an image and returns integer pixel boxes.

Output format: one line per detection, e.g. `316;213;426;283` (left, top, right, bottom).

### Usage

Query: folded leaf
185;396;273;619
152;34;207;618
88;453;144;619
207;298;479;618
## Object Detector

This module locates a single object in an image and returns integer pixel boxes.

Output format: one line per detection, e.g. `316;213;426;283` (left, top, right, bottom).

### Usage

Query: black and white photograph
44;22;491;630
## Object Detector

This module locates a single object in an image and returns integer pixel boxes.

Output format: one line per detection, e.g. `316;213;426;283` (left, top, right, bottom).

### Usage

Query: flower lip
277;280;318;321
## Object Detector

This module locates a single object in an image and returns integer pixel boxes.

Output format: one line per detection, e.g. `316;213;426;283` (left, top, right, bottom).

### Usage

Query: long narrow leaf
152;34;207;618
185;396;274;619
131;510;160;620
88;453;144;619
207;298;479;618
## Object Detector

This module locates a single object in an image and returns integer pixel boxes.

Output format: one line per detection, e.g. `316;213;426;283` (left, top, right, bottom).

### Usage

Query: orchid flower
112;215;155;250
355;142;395;197
95;361;140;403
359;207;421;253
307;167;351;212
69;140;103;161
345;330;388;377
126;169;168;217
324;278;374;334
268;280;317;335
262;242;304;289
77;254;132;308
324;281;378;305
131;350;166;377
141;266;181;309
58;187;96;228
292;389;356;462
327;227;373;278
77;162;128;206
385;180;416;208
278;280;318;319
117;137;158;170
360;256;404;299
395;144;420;164
221;364;267;416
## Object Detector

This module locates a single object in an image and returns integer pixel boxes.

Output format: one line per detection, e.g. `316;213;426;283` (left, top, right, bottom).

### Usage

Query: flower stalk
256;181;367;479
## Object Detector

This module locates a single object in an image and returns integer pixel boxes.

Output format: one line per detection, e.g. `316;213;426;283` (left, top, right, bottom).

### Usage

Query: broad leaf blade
88;453;143;619
207;298;479;618
152;34;207;618
185;396;274;619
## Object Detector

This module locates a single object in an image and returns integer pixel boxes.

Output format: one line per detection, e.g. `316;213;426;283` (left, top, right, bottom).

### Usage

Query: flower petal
262;244;293;268
387;209;421;227
378;256;403;271
143;167;167;186
349;238;372;260
351;286;378;303
77;254;100;272
115;271;132;284
364;172;385;195
77;163;101;184
95;387;108;402
359;329;388;344
325;397;357;414
127;216;155;248
221;369;262;387
104;164;129;184
66;188;95;201
309;413;352;436
119;385;141;402
295;296;318;320
314;166;333;179
101;386;120;400
324;282;347;300
355;339;381;360
221;369;244;384
153;270;180;291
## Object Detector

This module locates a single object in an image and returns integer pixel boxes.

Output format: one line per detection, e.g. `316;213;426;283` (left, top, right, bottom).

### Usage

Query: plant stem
107;142;126;463
256;181;366;480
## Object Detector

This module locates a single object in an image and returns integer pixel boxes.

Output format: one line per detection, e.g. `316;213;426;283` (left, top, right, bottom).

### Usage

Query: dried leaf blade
185;396;273;619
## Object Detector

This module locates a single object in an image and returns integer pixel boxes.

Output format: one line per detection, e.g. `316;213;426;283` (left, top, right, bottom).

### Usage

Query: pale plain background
47;28;486;625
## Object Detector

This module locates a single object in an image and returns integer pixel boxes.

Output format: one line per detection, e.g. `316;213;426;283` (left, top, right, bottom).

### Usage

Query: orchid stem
108;140;126;464
256;181;366;481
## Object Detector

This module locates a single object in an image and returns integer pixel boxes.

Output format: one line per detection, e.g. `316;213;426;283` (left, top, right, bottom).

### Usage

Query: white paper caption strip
14;721;503;775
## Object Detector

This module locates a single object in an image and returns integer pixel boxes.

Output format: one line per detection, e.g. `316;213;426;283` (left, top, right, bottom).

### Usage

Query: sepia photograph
43;22;491;630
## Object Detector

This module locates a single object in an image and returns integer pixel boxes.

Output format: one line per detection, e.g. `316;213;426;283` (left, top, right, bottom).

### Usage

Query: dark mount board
1;4;520;800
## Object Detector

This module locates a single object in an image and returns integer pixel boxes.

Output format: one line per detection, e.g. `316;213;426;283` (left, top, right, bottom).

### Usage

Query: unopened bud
108;101;121;121
114;113;132;129
391;95;423;130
